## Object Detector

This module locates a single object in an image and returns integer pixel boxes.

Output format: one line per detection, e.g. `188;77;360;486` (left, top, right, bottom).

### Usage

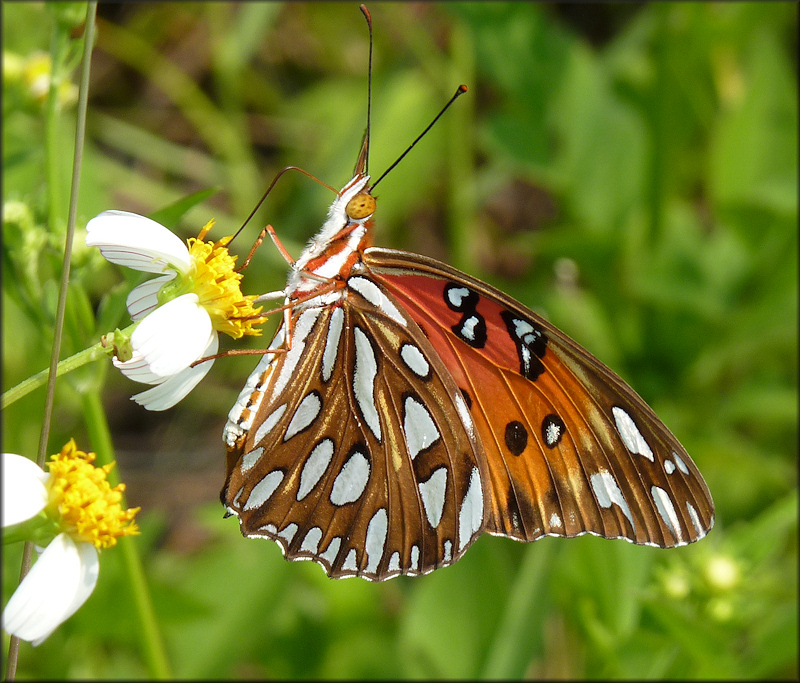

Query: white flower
86;211;264;410
2;444;139;645
3;532;98;646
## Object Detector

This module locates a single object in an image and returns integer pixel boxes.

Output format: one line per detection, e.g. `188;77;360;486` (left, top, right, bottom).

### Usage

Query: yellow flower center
187;220;267;339
45;440;140;549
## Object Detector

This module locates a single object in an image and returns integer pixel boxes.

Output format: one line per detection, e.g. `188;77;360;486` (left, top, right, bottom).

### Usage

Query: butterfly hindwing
364;247;714;548
223;277;488;580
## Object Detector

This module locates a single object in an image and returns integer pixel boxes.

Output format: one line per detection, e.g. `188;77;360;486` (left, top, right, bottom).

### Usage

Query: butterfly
221;15;713;583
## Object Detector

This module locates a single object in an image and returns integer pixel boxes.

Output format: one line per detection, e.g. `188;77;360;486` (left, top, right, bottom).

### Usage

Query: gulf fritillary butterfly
221;7;713;581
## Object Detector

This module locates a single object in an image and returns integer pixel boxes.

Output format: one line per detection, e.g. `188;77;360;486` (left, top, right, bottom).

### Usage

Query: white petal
130;334;218;411
2;534;99;646
130;294;212;377
2;453;49;527
56;542;100;640
126;274;176;321
86;210;192;274
113;351;164;384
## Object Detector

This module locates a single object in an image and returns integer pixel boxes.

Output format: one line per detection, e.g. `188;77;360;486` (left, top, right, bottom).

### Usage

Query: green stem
7;5;98;680
2;341;106;410
3;317;137;409
82;391;172;679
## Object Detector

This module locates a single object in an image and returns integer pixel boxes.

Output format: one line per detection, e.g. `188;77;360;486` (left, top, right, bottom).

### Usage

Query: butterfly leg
237;223;301;273
266;224;297;266
237;225;272;272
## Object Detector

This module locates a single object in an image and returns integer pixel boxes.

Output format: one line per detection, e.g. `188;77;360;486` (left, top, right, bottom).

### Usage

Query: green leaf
148;187;220;229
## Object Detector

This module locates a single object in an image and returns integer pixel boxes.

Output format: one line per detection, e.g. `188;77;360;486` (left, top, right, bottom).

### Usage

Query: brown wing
222;275;488;580
365;247;714;548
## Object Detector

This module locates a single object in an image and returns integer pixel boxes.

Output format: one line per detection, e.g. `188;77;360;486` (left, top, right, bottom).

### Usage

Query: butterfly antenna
231;166;337;246
371;84;468;190
353;5;374;177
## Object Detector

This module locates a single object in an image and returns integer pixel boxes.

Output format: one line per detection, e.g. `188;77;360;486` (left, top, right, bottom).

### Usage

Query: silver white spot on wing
612;406;654;461
364;508;388;574
686;502;705;539
342;548;358;572
232;488;243;508
240;447;264;474
255;404;288;445
348;276;406;325
458;467;483;551
519;346;532;374
664;459;676;474
454;391;476;441
404;395;440;459
273;308;321;396
652;485;683;543
673;451;690;474
460;315;480;342
243;469;284;511
418;467;448;529
388;551;401;573
297;438;335;501
590;470;635;531
278;522;298;544
400;343;430;379
301;527;322;553
329;450;370;506
321;306;344;382
446;286;470;307
544;419;563;448
353;326;381;442
410;545;420;571
320;536;341;566
443;539;452;564
284;391;322;441
549;512;563;529
512;318;537;343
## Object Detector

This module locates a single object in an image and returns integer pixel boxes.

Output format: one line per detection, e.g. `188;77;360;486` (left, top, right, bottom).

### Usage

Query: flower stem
82;390;172;679
7;4;97;678
1;342;107;410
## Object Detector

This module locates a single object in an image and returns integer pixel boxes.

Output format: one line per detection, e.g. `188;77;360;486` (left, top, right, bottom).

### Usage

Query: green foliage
3;1;797;679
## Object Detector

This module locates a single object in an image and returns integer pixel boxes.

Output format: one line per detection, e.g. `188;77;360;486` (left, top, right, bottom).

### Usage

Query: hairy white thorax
286;175;372;306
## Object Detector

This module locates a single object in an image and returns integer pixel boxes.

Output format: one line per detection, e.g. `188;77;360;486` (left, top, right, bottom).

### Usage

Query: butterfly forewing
223;278;488;580
364;247;714;548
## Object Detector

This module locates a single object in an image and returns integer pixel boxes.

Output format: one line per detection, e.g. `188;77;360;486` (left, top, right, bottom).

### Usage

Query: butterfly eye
346;193;377;220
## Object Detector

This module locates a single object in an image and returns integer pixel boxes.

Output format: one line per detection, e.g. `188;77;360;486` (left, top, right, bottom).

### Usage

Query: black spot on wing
504;420;528;456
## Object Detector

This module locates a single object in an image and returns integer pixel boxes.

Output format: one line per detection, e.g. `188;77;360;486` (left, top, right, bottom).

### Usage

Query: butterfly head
286;173;376;300
345;190;376;221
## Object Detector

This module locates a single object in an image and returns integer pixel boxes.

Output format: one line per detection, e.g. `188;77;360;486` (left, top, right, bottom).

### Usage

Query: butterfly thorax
285;174;376;309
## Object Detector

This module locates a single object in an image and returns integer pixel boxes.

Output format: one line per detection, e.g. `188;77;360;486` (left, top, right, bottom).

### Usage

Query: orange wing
365;247;714;547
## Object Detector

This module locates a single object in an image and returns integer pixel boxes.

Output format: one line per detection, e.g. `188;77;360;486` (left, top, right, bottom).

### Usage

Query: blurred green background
3;2;797;678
